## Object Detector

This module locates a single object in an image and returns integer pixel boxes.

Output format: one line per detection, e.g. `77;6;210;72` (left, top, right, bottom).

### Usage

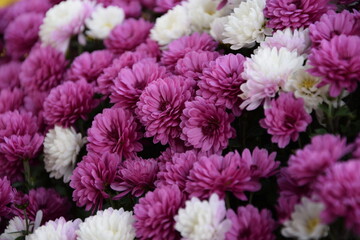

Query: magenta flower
260;93;312;148
110;59;167;110
97;0;142;17
185;151;260;200
314;160;360;234
66;50;114;84
111;157;158;199
4;13;43;59
197;54;246;116
161;33;218;72
154;0;184;12
308;35;360;97
97;51;150;95
0;88;24;114
135;38;161;59
20;46;67;93
105;19;153;54
155;150;199;191
309;10;360;48
70;153;120;211
43;80;98;127
226;205;276;240
264;0;331;30
0;61;21;89
134;185;185;240
136;76;194;145
287;134;350;186
0;177;15;218
175;50;220;80
180;97;235;153
240;147;279;179
87;108;143;160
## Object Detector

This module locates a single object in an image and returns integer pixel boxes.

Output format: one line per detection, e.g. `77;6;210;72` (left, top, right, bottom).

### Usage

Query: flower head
87;108;143;159
97;0;142;18
260;93;312;148
0;61;21;89
0;88;24;114
0;177;15;218
44;126;87;183
0;216;28;240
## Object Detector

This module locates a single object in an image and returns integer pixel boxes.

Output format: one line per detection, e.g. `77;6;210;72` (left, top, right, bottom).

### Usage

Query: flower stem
23;158;33;189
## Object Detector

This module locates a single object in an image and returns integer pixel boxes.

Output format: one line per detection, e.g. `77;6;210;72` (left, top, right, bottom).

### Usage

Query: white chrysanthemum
39;0;96;53
174;194;231;240
27;217;81;240
85;5;125;39
282;198;329;240
223;0;270;50
240;47;305;110
284;66;328;113
210;17;228;41
150;4;192;46
185;0;227;33
43;126;86;183
76;208;135;240
261;28;311;56
0;217;28;240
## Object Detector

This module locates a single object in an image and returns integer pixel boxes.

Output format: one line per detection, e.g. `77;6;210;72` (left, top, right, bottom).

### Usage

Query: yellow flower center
300;77;317;89
306;217;320;233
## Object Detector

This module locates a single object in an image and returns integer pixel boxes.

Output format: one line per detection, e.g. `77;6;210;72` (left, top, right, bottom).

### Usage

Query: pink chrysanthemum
66;50;114;84
111;158;158;199
308;35;360;97
96;51;151;95
110;59;167;110
4;13;43;59
309;10;360;48
23;91;48;116
134;185;185;240
87;108;143;159
43;80;98;127
198;54;246;116
161;33;218;72
175;50;220;80
287;134;350;187
0;88;24;114
314;160;360;234
226;205;276;240
135;38;162;59
260;93;312;148
264;0;331;30
97;0;142;17
19;46;67;93
185;151;260;200
0;61;22;89
154;0;184;12
105;19;153;54
136;76;194;145
240;147;279;179
155;150;199;191
180;97;235;153
0;177;15;218
24;187;71;223
70;153;120;211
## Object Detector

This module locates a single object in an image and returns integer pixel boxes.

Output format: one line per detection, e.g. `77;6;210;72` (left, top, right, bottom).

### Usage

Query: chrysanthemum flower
0;88;24;114
308;35;360;97
20;46;67;93
66;50;114;84
4;13;43;59
180;97;235;153
105;18;153;54
0;216;28;240
186;151;260;200
198;54;245;116
110;59;167;110
0;177;15;218
87;108;143;159
0;61;21;89
70;153;120;211
227;205;276;240
174;193;231;240
287;134;349;186
77;208;135;240
43;126;87;183
264;0;330;30
97;0;142;18
154;0;184;12
134;185;185;240
111;158;158;199
260;92;312;148
43;80;98;127
136;76;194;145
135;39;162;59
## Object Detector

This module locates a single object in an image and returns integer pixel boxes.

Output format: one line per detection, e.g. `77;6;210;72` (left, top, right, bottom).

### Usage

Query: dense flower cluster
1;0;359;239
